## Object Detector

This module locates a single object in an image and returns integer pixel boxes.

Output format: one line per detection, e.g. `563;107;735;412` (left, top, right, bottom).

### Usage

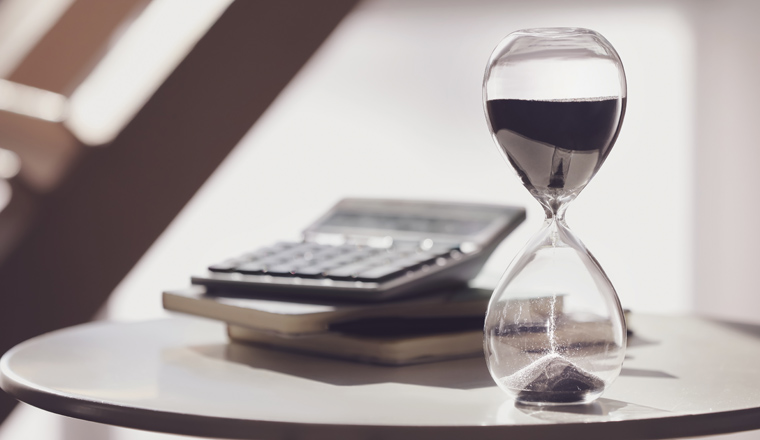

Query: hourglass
483;28;627;405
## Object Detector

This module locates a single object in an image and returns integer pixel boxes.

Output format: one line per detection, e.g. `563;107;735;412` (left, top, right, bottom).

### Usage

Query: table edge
2;319;760;439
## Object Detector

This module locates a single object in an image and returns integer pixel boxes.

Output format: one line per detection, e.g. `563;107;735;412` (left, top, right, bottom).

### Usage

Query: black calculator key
427;243;457;254
391;243;419;254
299;251;317;262
324;263;374;280
293;266;329;277
208;260;240;273
329;252;362;266
266;264;298;276
236;262;268;274
359;253;394;267
307;251;339;264
288;257;312;268
320;254;357;267
271;241;298;250
354;265;407;282
273;246;310;260
335;244;360;253
345;247;378;259
310;246;340;256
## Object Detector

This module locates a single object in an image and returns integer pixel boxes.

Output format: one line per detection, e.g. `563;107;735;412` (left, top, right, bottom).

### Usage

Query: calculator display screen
321;213;491;236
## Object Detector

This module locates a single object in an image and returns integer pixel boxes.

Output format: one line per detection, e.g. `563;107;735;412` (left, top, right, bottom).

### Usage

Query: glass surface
483;28;627;406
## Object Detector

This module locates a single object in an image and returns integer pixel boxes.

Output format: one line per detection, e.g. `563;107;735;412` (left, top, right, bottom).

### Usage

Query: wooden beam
0;0;358;422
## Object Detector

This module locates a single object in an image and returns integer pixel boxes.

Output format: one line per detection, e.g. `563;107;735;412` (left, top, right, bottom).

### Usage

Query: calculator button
274;245;311;260
395;253;437;267
254;255;290;267
236;262;268;274
321;254;357;267
335;244;360;253
208;260;240;273
266;264;298;276
286;257;310;268
358;253;394;267
324;263;374;280
309;249;341;262
293;266;329;278
429;244;459;254
354;265;407;282
273;241;299;249
341;248;377;261
391;242;419;254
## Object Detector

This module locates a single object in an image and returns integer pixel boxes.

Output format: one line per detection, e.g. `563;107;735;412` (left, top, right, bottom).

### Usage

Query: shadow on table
188;342;495;390
514;397;671;422
620;367;677;379
710;319;760;340
626;333;660;348
622;332;677;378
189;340;677;390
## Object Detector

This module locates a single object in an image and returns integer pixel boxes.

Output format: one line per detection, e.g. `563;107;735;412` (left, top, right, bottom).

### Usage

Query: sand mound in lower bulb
502;354;604;404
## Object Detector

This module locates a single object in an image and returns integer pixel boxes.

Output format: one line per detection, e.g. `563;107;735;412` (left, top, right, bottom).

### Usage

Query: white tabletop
1;314;759;439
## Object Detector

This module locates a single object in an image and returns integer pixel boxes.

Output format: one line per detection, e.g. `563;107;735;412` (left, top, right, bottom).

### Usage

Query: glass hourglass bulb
483;28;627;406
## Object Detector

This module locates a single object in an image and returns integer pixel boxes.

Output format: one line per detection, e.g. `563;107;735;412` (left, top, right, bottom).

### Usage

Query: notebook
163;285;491;336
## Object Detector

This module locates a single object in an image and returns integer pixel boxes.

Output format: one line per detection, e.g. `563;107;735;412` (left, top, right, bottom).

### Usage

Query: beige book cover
163;285;491;336
226;323;484;366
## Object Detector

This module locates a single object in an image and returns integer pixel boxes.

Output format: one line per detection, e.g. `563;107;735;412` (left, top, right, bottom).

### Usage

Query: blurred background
0;0;757;438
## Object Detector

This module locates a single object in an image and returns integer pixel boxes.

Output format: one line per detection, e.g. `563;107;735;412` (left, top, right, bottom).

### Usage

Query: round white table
1;314;759;439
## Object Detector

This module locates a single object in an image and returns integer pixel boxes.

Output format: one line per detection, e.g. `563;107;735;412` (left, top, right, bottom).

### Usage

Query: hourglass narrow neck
541;198;570;224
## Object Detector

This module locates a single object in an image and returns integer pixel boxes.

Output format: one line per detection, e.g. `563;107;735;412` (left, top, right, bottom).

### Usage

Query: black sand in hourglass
486;98;626;194
507;354;605;404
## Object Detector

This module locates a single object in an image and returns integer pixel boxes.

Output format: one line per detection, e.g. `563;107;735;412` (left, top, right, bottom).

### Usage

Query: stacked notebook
162;285;490;366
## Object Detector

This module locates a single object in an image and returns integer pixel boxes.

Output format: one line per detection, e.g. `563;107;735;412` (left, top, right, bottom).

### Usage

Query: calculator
191;198;525;301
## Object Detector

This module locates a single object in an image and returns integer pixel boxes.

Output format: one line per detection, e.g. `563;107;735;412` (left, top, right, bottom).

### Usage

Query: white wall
691;0;760;324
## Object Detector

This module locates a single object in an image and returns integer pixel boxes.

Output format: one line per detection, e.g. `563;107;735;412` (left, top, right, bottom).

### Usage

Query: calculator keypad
208;242;458;283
